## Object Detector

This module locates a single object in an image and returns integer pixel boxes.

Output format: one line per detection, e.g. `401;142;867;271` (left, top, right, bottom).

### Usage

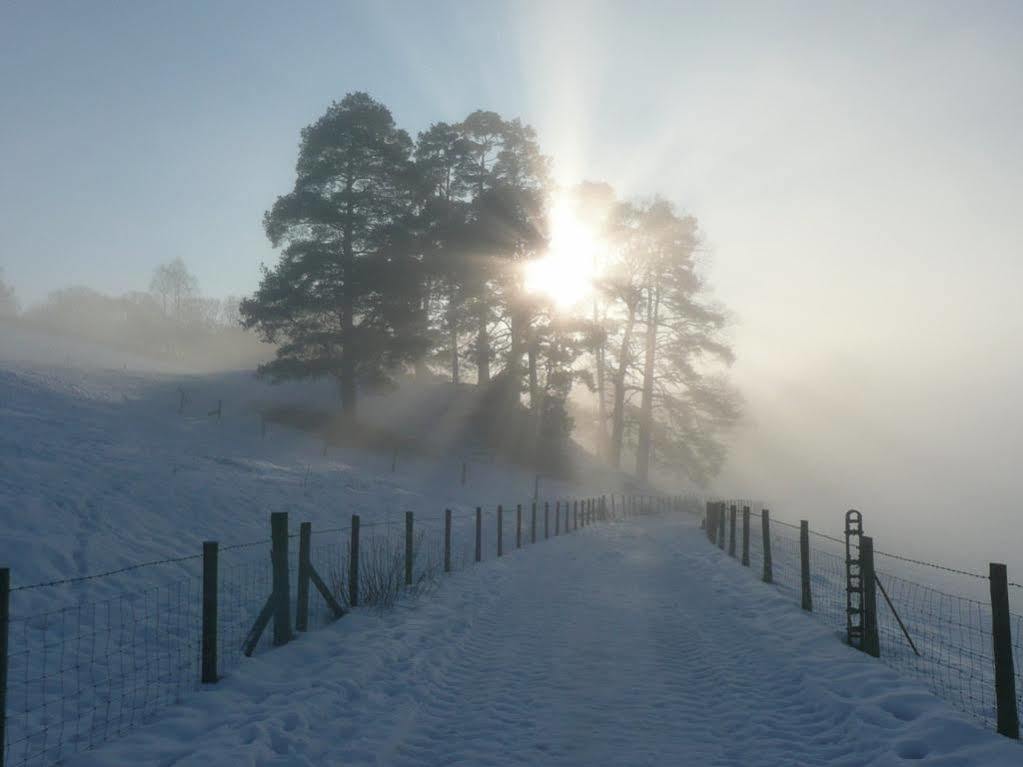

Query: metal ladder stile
845;510;864;648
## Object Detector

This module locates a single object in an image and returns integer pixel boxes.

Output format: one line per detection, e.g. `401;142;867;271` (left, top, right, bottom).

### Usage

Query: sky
3;0;1023;567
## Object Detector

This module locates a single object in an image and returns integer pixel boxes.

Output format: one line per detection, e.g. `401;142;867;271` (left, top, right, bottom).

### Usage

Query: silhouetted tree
241;92;417;415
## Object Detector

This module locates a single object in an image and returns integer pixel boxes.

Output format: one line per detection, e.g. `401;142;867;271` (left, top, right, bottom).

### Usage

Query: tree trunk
636;287;659;480
449;286;460;384
610;303;637;469
593;297;608;459
340;191;357;417
476;302;490;385
527;333;539;411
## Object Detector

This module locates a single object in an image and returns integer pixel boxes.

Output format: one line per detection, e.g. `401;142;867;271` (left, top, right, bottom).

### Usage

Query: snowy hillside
0;323;626;602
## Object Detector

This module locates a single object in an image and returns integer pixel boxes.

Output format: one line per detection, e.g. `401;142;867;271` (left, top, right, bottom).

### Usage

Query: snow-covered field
50;514;1021;767
3;323;1020;766
0;323;631;766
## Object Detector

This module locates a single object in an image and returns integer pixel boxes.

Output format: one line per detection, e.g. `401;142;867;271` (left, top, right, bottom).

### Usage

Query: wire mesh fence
1;493;657;767
707;499;1023;740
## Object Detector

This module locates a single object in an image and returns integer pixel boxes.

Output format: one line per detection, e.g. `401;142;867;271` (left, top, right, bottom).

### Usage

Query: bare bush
329;528;441;611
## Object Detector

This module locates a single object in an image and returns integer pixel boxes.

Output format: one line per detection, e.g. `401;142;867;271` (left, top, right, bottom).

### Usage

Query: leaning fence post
0;567;7;764
516;504;522;549
270;512;292;646
404;511;414;586
762;509;773;583
475;507;482;562
497;505;504;557
717;504;726;550
990;562;1020;739
201;542;218;683
800;520;812;612
349;515;360;606
444;509;452;573
296;521;312;631
741;507;750;567
728;505;737;557
860;535;880;657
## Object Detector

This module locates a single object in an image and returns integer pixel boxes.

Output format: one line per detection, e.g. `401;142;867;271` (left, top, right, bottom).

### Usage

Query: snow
0;321;619;606
62;514;1021;767
3;322;1020;766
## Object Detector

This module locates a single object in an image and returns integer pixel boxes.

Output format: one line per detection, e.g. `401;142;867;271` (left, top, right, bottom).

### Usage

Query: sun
524;194;603;310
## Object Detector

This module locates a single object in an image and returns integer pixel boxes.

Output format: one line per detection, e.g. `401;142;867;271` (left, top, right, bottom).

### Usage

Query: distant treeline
242;92;741;484
2;260;269;372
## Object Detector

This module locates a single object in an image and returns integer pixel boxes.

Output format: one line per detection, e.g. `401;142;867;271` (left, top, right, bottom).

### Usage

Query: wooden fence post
201;542;218;683
611;494;616;517
475;507;482;562
554;501;560;535
270;512;292;646
404;511;414;586
574;500;579;530
741;507;750;567
717;503;726;550
762;509;773;583
516;504;522;549
545;501;550;539
990;563;1020;739
296;521;311;631
800;520;812;612
444;509;452;574
349;515;360;606
0;568;7;765
531;503;537;544
729;505;737;557
860;535;880;657
497;505;504;557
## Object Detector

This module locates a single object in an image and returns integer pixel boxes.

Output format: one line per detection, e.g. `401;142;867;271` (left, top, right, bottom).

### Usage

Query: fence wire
3;494;626;767
709;499;1023;736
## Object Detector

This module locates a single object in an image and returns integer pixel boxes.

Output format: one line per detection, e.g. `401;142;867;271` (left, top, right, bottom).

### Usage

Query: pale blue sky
4;1;1023;555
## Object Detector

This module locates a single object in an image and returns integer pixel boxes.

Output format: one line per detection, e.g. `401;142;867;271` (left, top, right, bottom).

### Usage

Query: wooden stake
270;512;292;646
800;520;812;612
349;515;360;606
201;542;218;683
990;563;1020;739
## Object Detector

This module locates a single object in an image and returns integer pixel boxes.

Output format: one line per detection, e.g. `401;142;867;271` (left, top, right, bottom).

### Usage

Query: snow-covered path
71;515;1020;767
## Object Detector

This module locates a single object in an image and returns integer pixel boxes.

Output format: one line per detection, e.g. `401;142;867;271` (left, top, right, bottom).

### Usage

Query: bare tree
0;268;19;318
149;258;198;319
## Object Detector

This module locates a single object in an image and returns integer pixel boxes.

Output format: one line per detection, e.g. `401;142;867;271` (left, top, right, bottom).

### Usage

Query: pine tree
241;92;417;416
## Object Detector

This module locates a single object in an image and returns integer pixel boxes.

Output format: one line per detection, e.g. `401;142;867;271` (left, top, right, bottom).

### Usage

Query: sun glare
524;196;603;310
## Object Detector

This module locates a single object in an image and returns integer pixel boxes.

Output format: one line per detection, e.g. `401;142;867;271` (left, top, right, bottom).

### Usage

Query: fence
703;500;1022;742
0;493;680;767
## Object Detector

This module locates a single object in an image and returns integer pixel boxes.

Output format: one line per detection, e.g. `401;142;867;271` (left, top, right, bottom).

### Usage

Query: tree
241;92;417;416
149;258;199;319
0;268;18;318
415;121;472;383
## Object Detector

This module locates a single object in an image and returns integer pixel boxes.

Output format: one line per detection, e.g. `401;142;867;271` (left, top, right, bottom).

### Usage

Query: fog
4;1;1023;576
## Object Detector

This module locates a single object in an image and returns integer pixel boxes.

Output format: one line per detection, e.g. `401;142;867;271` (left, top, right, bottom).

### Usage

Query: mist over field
3;3;1023;764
